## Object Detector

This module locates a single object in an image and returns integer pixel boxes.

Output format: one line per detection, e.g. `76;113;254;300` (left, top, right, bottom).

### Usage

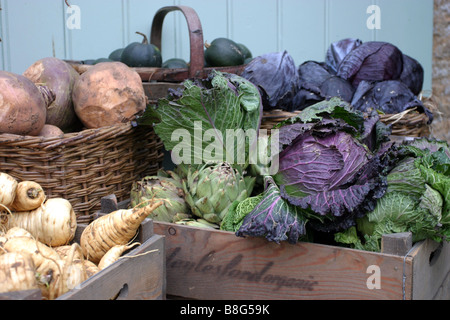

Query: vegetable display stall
99;197;449;300
134;48;449;299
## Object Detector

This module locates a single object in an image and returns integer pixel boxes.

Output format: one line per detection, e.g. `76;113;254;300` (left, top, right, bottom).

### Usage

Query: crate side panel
154;222;406;300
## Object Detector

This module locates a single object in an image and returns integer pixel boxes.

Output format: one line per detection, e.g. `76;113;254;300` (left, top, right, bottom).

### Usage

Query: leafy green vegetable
235;176;310;244
138;70;262;170
220;194;264;232
272;98;392;233
336;138;450;251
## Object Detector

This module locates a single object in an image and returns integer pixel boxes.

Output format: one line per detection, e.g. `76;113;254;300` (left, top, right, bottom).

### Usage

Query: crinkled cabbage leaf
336;138;450;251
272;98;392;233
235;176;309;244
138;70;262;170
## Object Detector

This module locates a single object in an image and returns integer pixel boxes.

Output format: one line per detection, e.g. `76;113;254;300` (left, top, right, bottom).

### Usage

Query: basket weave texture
261;107;431;137
0;123;163;224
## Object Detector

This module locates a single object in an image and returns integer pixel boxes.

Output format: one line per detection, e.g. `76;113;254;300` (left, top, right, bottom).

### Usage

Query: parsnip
98;243;140;270
11;181;46;211
4;198;77;247
0;173;18;208
80;200;162;263
0;252;39;293
73;259;100;278
3;236;61;271
52;243;87;299
5;226;33;239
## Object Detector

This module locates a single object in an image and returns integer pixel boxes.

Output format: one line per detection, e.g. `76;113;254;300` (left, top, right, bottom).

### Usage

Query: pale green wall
0;0;434;92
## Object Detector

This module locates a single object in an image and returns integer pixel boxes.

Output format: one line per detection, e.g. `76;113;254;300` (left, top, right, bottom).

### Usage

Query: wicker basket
261;106;431;137
0;123;163;224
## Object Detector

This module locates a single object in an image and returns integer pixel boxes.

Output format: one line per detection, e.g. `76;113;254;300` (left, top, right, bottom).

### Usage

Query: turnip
0;252;39;293
0;71;54;136
38;124;64;138
11;180;46;212
3;198;77;247
80;200;162;263
23;57;80;132
72;61;146;129
0;172;18;208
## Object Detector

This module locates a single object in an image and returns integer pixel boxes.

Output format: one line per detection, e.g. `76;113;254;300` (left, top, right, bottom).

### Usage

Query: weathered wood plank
381;232;413;256
57;232;165;300
409;239;450;300
154;221;407;300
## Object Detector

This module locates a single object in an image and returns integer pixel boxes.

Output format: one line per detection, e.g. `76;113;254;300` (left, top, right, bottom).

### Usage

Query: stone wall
431;0;450;143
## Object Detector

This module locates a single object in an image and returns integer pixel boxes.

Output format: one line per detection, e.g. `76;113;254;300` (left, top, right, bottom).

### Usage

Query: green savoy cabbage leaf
335;138;450;251
138;70;262;170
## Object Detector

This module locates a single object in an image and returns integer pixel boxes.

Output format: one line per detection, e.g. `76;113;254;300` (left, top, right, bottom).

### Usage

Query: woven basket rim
0;122;139;149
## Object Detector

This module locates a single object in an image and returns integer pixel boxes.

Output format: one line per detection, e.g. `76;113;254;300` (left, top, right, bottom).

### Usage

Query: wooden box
88;196;449;300
152;222;449;300
57;218;166;300
0;208;166;300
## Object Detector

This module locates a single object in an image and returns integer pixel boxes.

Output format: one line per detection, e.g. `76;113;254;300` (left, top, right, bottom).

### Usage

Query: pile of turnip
0;57;147;137
0;172;162;299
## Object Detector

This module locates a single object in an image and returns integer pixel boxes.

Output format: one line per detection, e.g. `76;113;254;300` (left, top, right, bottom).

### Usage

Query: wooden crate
57;219;166;300
151;223;449;300
95;196;449;300
0;206;166;300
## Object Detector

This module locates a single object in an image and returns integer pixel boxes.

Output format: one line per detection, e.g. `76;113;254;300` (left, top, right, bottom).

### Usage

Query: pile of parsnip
0;172;162;299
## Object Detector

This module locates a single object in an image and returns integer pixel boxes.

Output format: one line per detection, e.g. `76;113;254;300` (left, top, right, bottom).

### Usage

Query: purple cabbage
337;41;404;88
400;54;424;96
236;176;308;244
325;38;362;73
241;51;299;111
351;80;433;123
272;98;392;232
292;61;355;111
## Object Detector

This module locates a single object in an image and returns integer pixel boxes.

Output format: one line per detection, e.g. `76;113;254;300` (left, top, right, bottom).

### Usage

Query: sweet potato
4;198;77;247
11;180;46;212
80;200;162;263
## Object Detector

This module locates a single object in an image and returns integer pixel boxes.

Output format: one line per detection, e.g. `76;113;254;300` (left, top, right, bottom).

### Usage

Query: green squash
162;58;189;69
204;38;245;67
108;48;124;61
121;32;162;68
93;58;114;64
237;43;252;60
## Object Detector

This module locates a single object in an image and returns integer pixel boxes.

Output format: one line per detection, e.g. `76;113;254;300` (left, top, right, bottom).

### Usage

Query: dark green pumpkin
93;58;114;64
121;32;162;68
204;38;245;67
82;59;96;65
108;48;124;61
162;58;189;69
237;43;252;61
